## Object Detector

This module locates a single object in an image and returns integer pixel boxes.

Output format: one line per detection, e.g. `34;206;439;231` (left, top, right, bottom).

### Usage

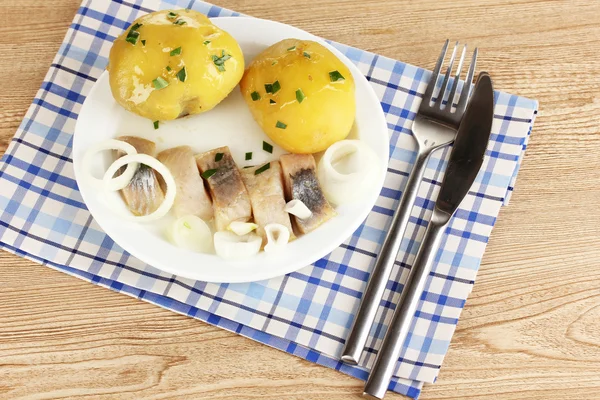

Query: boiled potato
108;10;244;121
240;39;355;154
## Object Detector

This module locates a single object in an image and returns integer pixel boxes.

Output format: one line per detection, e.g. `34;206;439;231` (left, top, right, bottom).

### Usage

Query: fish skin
241;161;295;245
115;136;165;216
157;145;213;220
195;146;252;231
279;153;336;234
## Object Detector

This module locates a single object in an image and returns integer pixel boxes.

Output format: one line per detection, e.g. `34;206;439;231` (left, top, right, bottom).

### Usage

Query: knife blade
363;72;495;399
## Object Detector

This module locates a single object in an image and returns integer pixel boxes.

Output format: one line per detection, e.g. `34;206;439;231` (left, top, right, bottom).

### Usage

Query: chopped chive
176;66;187;82
254;163;271;175
130;23;143;31
296;88;305;103
329;70;345;82
153;120;159;130
166;66;172;72
183;221;191;229
215;152;224;162
201;168;218;179
203;40;210;45
263;141;273;153
243;165;254;169
272;60;277;65
125;30;140;45
167;11;178;19
269;99;276;104
170;46;182;56
303;51;310;58
287;45;296;51
141;39;146;46
275;121;287;129
152;77;169;90
265;81;281;94
245;152;252;160
250;91;261;101
212;50;232;72
173;19;187;25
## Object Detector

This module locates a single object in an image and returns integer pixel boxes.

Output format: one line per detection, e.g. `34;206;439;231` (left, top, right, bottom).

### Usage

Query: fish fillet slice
280;153;336;234
241;161;295;244
115;136;165;216
195;146;252;231
157;146;213;220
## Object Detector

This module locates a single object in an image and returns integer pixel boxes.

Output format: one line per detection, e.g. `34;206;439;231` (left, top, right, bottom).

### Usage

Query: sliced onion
317;140;380;206
228;221;258;236
168;215;212;253
103;153;176;222
284;199;312;220
264;223;290;254
214;231;262;260
82;139;138;191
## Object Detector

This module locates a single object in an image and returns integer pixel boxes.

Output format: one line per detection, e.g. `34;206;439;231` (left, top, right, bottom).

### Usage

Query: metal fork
341;40;478;365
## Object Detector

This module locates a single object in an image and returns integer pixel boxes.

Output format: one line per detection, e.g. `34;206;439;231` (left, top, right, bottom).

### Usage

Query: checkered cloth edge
0;0;537;398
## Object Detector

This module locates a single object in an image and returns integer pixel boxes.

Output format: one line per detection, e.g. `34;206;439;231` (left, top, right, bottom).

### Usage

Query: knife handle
341;150;431;365
363;214;449;399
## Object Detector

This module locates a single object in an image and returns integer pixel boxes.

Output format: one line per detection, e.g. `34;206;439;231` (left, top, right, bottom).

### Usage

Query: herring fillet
241;161;295;244
279;153;336;234
195;146;252;231
114;136;165;216
157;146;213;220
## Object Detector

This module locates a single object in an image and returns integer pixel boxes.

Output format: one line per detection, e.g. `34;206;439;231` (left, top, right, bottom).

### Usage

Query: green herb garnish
243;165;254;169
329;70;345;82
245;152;252;160
303;52;310;58
275;121;287;129
201;168;218;179
166;66;172;72
167;11;178;19
183;221;191;229
176;67;187;82
272;61;277;65
125;30;140;45
212;50;232;72
296;88;305;103
265;80;280;94
153;120;159;130
170;46;182;56
263;141;273;153
130;23;142;31
215;152;224;162
254;163;271;175
269;99;276;104
287;45;296;51
173;19;187;25
203;40;211;45
251;91;261;101
152;77;169;90
141;39;146;46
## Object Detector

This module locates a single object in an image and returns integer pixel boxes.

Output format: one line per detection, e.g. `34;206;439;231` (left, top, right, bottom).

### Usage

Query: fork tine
456;48;478;115
447;44;467;110
422;39;449;105
435;41;458;108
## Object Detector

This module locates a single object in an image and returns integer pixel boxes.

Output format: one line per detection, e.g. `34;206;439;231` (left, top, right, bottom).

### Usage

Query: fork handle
341;148;431;365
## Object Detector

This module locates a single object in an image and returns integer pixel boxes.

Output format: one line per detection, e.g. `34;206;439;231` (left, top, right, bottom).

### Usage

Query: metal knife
363;72;495;399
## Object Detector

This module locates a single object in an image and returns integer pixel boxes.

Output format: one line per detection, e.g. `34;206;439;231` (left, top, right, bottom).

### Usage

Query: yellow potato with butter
108;10;244;121
240;39;355;154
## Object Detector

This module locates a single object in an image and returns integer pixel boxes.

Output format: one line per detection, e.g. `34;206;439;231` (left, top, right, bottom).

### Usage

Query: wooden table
1;1;599;398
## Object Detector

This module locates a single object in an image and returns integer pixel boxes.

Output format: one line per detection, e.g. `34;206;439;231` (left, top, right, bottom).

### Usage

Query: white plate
72;17;388;283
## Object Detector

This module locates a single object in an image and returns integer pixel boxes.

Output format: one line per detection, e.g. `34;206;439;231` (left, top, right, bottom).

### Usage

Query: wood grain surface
1;0;599;399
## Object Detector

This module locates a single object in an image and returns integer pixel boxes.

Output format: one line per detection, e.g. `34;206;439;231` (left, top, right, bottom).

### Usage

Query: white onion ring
82;139;138;191
284;199;312;220
103;153;176;222
228;221;258;236
214;231;262;260
317;140;380;206
168;215;213;253
264;223;290;254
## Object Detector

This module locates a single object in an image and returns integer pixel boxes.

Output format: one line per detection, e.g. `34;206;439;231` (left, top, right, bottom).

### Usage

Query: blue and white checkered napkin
0;0;538;397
